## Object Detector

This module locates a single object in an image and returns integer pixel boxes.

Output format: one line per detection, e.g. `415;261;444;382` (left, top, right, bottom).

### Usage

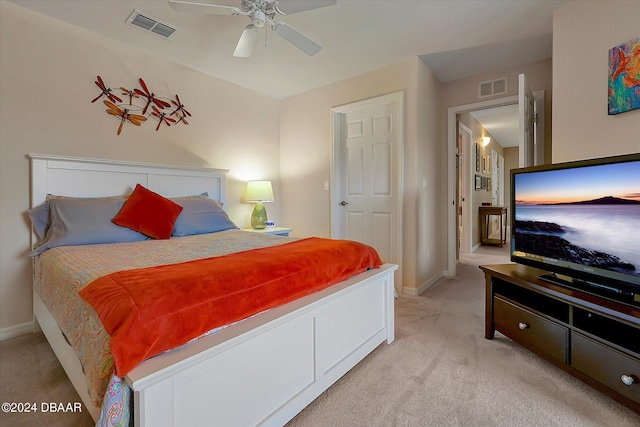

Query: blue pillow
29;198;147;256
27;193;207;243
26;203;50;241
27;194;128;242
172;198;237;237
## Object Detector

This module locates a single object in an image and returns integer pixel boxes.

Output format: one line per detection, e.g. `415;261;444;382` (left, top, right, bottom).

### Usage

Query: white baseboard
0;321;34;341
401;272;444;296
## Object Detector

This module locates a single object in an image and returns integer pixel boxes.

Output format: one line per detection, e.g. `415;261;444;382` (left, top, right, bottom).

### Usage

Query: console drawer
494;296;568;363
572;333;640;403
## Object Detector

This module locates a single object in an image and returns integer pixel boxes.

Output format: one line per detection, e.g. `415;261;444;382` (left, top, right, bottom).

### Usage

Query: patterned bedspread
33;230;297;408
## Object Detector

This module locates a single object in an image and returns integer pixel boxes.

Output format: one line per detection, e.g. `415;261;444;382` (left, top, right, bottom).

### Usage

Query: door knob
339;201;349;206
518;322;529;330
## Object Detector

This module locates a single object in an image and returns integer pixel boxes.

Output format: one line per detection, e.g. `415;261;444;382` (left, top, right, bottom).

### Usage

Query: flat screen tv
511;153;640;307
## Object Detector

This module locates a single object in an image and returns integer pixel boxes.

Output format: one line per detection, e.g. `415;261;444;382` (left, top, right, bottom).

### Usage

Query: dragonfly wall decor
91;76;190;136
104;100;147;136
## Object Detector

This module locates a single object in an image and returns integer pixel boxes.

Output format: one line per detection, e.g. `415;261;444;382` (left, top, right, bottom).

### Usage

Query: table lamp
246;180;274;229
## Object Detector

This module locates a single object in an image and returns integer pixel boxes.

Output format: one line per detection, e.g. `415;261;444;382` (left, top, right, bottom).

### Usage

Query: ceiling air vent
126;10;176;39
478;77;508;99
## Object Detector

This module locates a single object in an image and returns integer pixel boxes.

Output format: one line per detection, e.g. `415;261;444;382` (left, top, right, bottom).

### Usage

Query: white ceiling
419;34;553;83
471;104;519;148
9;0;568;100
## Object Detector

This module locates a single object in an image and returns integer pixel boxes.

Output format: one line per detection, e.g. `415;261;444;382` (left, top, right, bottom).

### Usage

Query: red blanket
79;237;382;377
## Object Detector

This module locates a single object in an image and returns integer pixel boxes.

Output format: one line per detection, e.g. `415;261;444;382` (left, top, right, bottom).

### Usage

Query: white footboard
127;263;397;427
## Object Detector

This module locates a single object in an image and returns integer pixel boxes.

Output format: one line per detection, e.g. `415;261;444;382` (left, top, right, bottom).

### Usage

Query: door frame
447;95;517;276
330;91;404;289
446;91;543;277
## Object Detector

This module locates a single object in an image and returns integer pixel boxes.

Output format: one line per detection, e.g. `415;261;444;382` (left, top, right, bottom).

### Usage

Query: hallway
460;238;510;268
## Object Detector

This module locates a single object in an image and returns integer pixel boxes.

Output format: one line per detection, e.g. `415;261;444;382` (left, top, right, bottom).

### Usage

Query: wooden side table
242;227;293;237
479;206;507;247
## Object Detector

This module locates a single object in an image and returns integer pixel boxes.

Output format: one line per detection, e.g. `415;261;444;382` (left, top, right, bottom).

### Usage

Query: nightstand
242;227;293;237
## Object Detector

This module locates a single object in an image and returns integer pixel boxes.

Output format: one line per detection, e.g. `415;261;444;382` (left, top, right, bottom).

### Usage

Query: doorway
447;87;544;277
447;95;516;277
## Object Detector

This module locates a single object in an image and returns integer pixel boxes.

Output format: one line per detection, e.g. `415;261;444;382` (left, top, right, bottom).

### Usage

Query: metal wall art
91;76;191;135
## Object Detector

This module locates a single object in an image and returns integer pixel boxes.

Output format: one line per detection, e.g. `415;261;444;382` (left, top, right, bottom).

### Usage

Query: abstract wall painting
608;38;640;115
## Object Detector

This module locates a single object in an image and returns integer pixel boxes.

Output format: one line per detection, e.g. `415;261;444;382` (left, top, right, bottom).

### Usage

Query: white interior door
534;92;545;165
518;73;535;167
341;103;396;259
491;150;498;205
458;122;472;254
331;93;403;288
497;153;504;206
490;150;504;207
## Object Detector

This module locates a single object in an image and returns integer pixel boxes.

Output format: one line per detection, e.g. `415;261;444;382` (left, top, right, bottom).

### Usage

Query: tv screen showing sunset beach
513;159;640;278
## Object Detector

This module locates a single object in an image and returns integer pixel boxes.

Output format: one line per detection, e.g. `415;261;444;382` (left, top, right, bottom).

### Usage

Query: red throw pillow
113;184;183;239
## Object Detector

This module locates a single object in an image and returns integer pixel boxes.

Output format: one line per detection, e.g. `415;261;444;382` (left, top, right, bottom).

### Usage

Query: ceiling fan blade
168;0;243;16
233;24;260;57
275;0;337;15
272;21;321;56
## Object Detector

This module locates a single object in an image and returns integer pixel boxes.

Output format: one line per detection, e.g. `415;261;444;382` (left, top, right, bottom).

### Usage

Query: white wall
0;1;281;337
553;0;640;161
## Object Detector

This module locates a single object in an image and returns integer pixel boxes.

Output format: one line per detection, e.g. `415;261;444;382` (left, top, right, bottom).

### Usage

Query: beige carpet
1;244;639;426
0;330;95;427
289;245;640;426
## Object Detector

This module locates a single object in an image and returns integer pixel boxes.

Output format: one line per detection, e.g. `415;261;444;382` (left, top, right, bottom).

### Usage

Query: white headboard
29;154;228;207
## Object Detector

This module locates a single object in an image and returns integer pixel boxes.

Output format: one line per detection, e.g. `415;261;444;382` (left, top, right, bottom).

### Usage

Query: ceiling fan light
251;10;265;27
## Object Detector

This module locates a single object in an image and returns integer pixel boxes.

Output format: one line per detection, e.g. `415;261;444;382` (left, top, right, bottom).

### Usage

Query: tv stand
538;273;639;307
481;263;640;415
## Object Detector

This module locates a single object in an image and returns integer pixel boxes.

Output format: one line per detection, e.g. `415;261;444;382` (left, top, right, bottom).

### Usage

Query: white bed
29;154;397;426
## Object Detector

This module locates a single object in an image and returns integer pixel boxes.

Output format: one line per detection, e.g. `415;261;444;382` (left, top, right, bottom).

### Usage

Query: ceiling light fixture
251;10;266;27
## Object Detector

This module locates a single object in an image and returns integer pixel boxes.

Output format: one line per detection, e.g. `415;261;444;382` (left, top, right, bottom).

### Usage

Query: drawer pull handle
518;322;529;330
621;374;637;386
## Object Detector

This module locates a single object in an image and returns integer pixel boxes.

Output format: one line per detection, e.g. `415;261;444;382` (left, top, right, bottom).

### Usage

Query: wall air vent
478;77;508;99
126;10;176;39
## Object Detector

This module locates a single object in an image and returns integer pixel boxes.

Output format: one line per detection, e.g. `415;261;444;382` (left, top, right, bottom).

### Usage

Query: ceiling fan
168;0;336;57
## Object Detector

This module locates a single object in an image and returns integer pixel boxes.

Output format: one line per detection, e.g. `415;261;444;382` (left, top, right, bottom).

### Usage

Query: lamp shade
481;136;491;147
246;180;274;202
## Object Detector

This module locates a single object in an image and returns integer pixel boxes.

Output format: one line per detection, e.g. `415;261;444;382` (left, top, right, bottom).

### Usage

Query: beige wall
0;2;281;336
280;58;444;294
415;58;445;294
553;0;640;162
